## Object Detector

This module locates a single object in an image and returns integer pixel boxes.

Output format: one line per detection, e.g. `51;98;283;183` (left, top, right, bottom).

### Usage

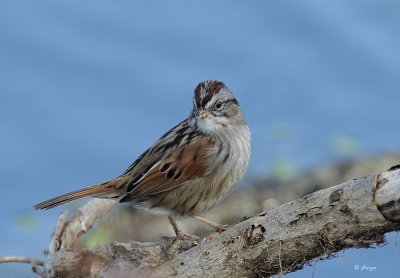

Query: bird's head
190;80;245;133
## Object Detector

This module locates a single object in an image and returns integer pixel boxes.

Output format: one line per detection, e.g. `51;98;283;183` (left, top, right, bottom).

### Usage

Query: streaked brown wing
120;134;215;201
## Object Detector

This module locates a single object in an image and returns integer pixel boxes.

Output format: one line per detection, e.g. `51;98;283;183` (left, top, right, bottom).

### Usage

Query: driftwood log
93;153;400;243
28;166;400;277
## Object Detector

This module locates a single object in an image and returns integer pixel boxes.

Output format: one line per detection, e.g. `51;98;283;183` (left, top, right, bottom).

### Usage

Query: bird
34;80;251;241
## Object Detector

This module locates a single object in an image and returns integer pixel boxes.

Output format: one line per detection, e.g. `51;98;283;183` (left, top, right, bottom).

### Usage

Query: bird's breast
132;125;251;216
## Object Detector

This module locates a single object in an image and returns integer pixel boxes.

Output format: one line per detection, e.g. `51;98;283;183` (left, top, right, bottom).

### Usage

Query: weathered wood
38;167;400;277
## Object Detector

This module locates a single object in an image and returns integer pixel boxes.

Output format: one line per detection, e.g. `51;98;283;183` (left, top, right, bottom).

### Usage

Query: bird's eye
214;101;224;110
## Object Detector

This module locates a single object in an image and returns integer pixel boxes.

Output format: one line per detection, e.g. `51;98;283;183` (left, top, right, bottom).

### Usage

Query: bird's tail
34;176;132;210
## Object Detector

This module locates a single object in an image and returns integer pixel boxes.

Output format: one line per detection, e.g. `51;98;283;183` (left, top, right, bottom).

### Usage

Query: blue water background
1;1;399;277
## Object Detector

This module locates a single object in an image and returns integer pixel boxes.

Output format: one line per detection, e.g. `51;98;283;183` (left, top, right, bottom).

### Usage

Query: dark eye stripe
211;98;240;118
214;98;239;108
226;98;239;106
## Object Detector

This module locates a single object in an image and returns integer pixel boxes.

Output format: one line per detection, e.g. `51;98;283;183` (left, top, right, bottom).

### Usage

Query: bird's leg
168;216;199;242
192;214;229;234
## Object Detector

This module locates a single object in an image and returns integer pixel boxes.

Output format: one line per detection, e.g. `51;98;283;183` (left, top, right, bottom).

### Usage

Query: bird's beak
197;110;211;120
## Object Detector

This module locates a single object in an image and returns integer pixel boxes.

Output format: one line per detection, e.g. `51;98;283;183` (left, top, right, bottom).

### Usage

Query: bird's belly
133;175;236;216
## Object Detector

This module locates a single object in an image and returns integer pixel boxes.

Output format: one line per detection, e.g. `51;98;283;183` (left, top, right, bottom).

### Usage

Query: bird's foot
206;224;230;240
213;223;229;233
168;215;200;243
175;231;200;243
192;214;230;239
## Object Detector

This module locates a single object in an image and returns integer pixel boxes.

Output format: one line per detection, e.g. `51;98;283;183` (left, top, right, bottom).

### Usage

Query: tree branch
35;167;400;277
0;256;43;265
0;256;45;277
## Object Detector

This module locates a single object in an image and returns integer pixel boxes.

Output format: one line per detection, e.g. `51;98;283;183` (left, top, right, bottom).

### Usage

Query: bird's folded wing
120;135;215;201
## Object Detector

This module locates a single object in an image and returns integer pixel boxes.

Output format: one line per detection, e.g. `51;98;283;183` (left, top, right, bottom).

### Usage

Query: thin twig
0;256;45;277
0;256;44;265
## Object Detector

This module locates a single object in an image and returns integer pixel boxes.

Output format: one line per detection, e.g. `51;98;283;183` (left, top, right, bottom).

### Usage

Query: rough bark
98;152;400;243
34;166;400;278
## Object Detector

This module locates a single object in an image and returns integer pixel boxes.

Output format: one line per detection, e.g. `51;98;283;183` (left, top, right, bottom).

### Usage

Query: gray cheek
223;106;239;118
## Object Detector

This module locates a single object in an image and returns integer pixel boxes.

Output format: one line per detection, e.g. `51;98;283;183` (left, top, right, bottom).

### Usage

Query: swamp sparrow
35;80;251;241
